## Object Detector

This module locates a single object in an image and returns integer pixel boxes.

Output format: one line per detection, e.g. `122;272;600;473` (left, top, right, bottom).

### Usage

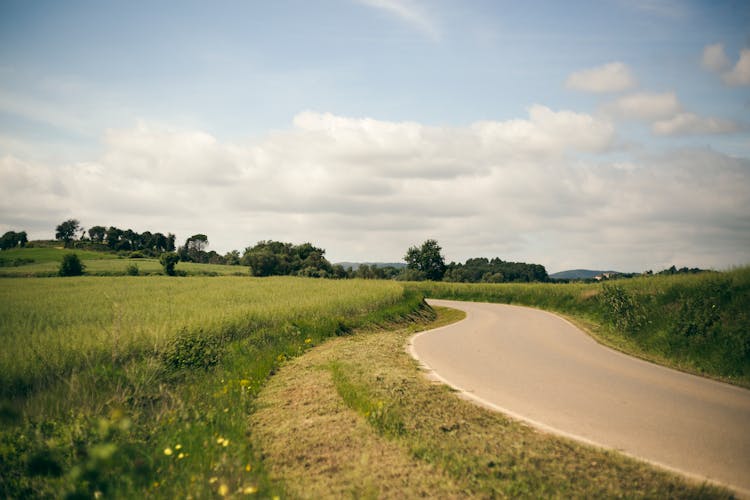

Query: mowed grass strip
251;307;732;498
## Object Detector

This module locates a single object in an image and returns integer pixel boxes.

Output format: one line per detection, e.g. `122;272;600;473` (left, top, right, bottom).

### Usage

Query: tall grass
408;267;750;385
0;276;406;399
0;276;423;498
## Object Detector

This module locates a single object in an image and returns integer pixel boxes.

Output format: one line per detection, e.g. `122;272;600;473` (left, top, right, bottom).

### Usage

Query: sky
1;0;749;273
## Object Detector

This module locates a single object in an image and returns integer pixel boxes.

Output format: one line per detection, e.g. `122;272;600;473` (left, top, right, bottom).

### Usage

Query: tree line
7;219;551;282
403;239;549;283
54;219;177;256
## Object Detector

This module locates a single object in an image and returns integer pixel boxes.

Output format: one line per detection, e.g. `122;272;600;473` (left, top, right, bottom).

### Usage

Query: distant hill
335;262;407;271
549;269;620;280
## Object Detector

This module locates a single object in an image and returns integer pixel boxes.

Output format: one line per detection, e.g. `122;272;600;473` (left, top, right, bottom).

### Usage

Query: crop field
1;277;407;397
0;276;421;498
408;267;750;386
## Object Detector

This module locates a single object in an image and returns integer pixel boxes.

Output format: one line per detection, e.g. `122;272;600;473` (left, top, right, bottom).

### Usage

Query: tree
88;226;106;243
106;226;123;249
404;239;446;281
59;253;85;276
160;252;180;276
166;233;176;252
243;249;281;276
224;250;241;265
0;231;27;250
240;240;332;277
55;219;81;248
183;234;209;262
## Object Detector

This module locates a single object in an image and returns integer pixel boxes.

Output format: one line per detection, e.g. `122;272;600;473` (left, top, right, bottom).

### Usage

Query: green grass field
0;247;245;276
0;276;421;498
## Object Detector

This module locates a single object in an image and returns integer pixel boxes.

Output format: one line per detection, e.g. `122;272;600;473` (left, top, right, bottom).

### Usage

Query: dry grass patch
250;338;465;499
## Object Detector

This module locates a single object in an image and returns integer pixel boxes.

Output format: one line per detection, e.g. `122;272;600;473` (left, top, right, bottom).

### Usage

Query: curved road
410;299;750;496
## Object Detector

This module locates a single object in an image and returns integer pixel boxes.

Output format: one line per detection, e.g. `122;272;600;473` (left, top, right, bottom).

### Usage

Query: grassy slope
251;307;731;498
0;277;422;498
0;246;245;276
407;268;750;387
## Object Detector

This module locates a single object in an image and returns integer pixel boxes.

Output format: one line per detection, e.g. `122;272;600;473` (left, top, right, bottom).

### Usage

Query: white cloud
356;0;439;40
652;113;741;135
603;89;741;137
566;62;637;93
701;43;731;72
723;48;750;86
604;91;682;121
2;111;748;272
702;44;750;87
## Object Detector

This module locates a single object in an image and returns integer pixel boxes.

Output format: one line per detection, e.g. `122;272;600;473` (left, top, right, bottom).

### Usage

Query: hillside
549;269;620;280
335;262;407;270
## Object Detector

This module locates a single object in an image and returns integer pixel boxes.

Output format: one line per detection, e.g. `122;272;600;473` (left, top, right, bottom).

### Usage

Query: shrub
129;251;145;259
161;329;222;370
58;253;85;277
159;252;180;276
125;263;139;276
396;268;427;281
599;284;646;334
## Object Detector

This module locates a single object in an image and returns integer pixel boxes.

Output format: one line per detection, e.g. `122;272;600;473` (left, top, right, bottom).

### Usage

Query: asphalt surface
410;299;750;496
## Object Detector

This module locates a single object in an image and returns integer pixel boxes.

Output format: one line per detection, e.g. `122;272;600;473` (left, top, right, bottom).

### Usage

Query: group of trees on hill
0;231;28;250
241;240;336;277
444;257;549;283
402;239;549;283
53;219;177;255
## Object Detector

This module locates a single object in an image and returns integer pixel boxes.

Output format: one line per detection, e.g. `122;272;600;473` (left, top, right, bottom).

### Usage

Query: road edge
407;300;749;499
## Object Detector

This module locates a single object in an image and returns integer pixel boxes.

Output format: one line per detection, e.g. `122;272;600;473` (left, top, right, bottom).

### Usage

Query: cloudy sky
1;0;749;272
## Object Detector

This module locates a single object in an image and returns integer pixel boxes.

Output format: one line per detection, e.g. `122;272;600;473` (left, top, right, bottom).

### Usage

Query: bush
58;254;85;277
599;284;646;334
128;251;145;259
396;268;427;281
159;252;180;276
125;263;139;276
161;329;222;370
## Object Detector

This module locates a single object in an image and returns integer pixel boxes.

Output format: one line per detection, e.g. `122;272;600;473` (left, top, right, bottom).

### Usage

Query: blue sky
1;0;749;272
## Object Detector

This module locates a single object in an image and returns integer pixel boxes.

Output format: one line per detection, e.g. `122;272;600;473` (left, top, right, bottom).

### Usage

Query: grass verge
250;307;732;498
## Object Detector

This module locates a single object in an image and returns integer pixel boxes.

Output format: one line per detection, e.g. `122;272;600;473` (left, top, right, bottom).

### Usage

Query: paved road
410;299;750;496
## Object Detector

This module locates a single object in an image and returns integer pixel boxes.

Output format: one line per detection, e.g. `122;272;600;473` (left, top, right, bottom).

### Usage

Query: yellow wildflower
209;477;218;484
175;444;182;450
163;447;173;456
218;484;229;496
243;485;258;494
245;464;252;472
